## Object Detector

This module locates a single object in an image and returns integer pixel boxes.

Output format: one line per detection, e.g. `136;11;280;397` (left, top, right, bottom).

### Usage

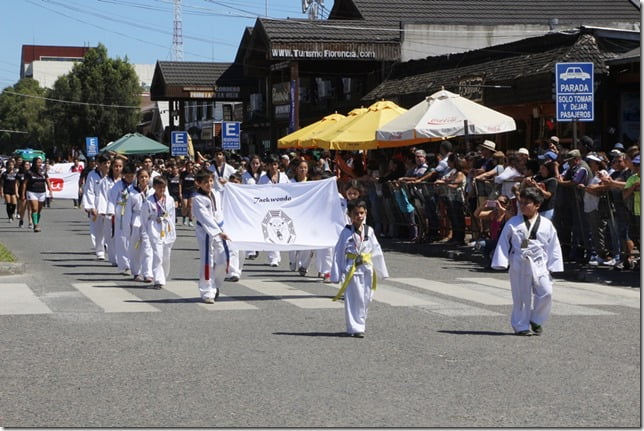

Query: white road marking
73;283;159;313
238;278;343;309
0;283;52;315
162;281;258;310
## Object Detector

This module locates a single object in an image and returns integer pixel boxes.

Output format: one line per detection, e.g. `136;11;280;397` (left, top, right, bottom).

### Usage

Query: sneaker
351;332;365;338
133;275;143;282
143;277;153;283
121;268;131;276
18;220;23;228
228;275;239;282
97;255;106;261
269;263;278;267
33;226;41;232
183;220;188;226
587;255;600;266
530;321;543;335
152;284;163;290
203;297;215;304
188;221;194;227
214;288;220;300
601;258;616;266
298;267;307;276
515;330;532;336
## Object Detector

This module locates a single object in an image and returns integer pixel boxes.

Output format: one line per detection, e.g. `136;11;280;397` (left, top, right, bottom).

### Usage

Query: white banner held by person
222;177;346;251
48;172;80;199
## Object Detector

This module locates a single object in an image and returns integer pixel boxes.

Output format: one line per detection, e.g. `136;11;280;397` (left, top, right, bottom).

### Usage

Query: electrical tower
302;0;324;20
172;0;183;61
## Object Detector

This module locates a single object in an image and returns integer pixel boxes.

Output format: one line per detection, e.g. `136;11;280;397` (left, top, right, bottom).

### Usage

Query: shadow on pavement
437;330;513;336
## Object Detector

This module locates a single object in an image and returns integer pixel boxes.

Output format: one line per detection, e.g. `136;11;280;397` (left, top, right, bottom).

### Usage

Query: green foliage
0;78;52;153
48;44;141;151
0;241;16;262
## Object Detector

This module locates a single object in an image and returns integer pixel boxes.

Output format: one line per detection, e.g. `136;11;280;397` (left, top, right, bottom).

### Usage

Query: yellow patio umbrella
277;112;346;149
310;100;434;151
298;107;368;149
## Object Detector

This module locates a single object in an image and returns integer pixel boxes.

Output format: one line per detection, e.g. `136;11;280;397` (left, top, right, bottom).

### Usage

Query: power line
4;90;141;109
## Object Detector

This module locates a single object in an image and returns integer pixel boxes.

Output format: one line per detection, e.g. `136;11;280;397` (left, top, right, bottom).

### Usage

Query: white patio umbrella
376;89;516;143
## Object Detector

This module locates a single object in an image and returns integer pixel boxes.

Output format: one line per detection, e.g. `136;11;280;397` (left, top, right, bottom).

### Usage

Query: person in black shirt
16;160;31;228
20;157;52;232
0;159;18;221
180;160;196;226
164;163;182;222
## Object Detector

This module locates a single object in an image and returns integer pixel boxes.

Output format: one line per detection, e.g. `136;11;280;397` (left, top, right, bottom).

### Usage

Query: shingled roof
329;0;640;27
257;18;400;43
153;62;233;86
363;28;639;102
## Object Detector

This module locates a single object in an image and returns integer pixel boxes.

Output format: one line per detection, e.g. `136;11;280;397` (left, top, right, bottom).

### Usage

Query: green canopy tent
100;132;169;155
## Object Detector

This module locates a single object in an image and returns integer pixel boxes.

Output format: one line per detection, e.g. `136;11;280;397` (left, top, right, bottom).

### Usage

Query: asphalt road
0;200;640;427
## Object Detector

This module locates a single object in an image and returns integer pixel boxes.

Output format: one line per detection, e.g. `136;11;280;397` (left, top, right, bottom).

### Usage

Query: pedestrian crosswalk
0;275;639;316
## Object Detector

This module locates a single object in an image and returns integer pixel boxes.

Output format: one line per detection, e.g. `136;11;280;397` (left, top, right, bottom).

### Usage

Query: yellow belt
332;252;376;302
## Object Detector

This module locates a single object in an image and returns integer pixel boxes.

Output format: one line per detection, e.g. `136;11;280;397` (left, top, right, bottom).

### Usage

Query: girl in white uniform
106;163;136;275
492;187;564;336
331;199;389;338
142;176;176;289
241;155;264;261
124;168;153;283
192;169;230;303
258;155;289;267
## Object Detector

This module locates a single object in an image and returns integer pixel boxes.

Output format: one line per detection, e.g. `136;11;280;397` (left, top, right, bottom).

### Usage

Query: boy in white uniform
106;163;136;275
82;154;110;260
331;199;389;338
258;155;289;267
492;187;564;336
142;176;176;289
192;169;230;303
97;157;123;265
124;168;153;283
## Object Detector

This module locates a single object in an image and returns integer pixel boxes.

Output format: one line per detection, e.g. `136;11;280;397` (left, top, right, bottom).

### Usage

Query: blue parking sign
171;131;189;156
86;137;98;157
556;62;594;122
222;122;241;150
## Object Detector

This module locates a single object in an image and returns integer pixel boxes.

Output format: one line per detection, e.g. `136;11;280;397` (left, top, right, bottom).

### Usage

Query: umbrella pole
464;119;470;149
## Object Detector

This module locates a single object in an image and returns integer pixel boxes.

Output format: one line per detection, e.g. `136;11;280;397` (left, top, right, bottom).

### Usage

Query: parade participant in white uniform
124;168;153;283
492;186;564;336
82;154;110;260
289;160;314;275
222;172;243;282
241;154;264;261
258;155;289;267
208;148;236;193
97;157;123;265
106;163;136;275
331;199;389;338
192;169;230;303
142;176;176;289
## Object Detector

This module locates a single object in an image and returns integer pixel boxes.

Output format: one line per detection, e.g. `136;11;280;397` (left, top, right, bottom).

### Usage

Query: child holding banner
331;199;389;338
124;168;153;283
192;169;230;303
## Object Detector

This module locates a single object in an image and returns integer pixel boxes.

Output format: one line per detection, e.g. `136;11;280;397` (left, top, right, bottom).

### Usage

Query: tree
0;78;52;153
48;44;141;154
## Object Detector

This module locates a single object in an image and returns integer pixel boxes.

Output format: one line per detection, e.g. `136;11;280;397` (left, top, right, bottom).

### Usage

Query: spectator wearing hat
538;151;559;164
554;148;592;261
622;154;640;269
578;136;595;154
580;154;615;266
601;152;633;267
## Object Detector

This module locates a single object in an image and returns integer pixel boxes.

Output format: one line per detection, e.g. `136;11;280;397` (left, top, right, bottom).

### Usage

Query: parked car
12;148;47;162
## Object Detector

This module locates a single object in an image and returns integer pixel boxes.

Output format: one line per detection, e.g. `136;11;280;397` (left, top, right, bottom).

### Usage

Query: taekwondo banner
48;172;80;199
222;177;346;251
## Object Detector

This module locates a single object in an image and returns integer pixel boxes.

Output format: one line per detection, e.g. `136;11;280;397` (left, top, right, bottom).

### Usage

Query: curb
0;261;26;275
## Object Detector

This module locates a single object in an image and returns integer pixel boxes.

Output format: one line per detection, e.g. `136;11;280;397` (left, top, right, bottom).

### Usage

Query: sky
0;0;335;89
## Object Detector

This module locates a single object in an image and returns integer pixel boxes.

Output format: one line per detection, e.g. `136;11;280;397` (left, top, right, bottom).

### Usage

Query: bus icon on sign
560;67;591;81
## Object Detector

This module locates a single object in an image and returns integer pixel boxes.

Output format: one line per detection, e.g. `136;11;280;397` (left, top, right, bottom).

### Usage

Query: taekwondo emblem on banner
222;177;346;251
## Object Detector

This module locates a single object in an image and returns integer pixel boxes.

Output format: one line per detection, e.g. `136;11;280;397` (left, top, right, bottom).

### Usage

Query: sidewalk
381;238;641;289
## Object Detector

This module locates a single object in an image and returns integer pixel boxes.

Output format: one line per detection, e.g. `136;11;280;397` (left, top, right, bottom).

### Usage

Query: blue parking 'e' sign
222;122;241;150
556;62;594;122
86;137;98;157
171;131;189;156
